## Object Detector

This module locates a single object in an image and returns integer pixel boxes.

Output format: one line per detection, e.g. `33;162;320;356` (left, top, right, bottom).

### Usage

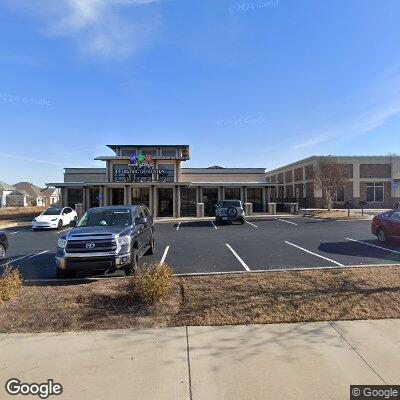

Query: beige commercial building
49;145;277;217
265;155;400;208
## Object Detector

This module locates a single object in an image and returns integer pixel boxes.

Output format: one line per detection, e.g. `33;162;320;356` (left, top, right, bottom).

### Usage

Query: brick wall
360;164;391;178
294;167;303;182
305;165;314;180
285;171;293;183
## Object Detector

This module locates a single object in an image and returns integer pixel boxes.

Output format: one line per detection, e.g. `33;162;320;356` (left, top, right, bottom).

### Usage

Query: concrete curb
23;263;399;285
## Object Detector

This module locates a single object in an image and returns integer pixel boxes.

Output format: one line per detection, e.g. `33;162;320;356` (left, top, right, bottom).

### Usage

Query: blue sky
1;0;400;186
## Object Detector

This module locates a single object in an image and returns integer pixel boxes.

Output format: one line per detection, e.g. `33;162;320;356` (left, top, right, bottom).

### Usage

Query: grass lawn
0;206;45;227
1;266;399;333
310;210;368;219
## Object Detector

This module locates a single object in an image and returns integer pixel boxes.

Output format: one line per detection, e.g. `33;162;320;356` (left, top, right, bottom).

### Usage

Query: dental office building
49;145;277;217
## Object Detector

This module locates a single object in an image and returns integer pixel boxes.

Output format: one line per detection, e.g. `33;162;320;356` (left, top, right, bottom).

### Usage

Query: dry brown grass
130;263;173;304
0;206;45;227
0;267;23;304
311;210;365;219
0;266;399;333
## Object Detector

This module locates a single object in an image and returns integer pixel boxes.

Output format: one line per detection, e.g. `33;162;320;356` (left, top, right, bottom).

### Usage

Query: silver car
215;200;245;224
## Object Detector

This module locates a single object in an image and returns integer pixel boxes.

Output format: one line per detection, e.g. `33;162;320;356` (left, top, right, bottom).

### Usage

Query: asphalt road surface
1;217;400;280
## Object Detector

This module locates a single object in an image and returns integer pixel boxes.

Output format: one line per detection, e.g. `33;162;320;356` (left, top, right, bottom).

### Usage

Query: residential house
13;182;46;206
0;180;15;207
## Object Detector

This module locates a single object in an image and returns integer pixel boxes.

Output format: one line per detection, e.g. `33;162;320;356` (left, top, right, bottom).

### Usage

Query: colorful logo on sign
130;152;152;165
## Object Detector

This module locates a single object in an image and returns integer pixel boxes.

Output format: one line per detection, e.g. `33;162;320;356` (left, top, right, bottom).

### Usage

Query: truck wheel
145;234;155;256
56;267;76;279
125;250;139;276
377;229;387;243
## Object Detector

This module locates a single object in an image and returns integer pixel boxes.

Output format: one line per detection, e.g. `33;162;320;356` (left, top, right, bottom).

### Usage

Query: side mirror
70;220;77;227
136;217;147;225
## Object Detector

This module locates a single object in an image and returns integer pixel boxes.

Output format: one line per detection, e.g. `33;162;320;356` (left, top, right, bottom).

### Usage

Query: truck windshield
78;209;132;227
219;201;241;208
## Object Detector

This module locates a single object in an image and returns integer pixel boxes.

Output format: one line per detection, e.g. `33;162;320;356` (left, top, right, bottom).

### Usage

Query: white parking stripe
278;219;298;226
245;220;258;228
285;241;344;266
28;250;50;259
225;243;250;271
9;229;31;235
0;254;31;267
345;238;400;254
176;222;181;231
160;245;170;264
210;221;218;230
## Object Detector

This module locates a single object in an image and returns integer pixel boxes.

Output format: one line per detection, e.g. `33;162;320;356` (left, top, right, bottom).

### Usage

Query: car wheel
240;218;245;225
56;267;76;279
57;220;63;230
125;250;139;276
145;234;155;256
377;229;387;243
0;244;6;261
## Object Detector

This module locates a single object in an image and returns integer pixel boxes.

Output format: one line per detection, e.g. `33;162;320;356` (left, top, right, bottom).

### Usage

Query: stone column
149;186;153;214
262;187;267;212
103;186;108;206
240;187;245;203
175;185;181;218
153;186;158;217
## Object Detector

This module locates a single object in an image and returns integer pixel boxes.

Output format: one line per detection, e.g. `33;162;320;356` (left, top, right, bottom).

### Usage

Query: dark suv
55;205;154;278
0;231;9;261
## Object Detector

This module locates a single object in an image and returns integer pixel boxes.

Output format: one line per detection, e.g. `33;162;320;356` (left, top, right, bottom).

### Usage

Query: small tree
312;159;349;211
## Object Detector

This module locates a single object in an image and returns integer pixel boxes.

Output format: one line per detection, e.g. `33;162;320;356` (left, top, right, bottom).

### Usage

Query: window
67;188;83;209
162;148;177;157
224;188;241;200
142;149;157;157
366;182;384;203
158;164;175;182
391;211;400;220
335;187;345;202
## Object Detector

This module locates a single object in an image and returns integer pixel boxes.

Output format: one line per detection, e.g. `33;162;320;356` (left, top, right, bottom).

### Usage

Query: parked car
0;231;9;261
55;205;154;278
32;206;77;230
215;200;245;224
371;210;400;243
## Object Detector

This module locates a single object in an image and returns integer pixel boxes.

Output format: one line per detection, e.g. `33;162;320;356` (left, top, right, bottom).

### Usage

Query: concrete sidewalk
1;319;399;399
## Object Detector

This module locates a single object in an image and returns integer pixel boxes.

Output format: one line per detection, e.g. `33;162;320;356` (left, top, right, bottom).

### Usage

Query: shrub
131;263;173;304
0;266;23;304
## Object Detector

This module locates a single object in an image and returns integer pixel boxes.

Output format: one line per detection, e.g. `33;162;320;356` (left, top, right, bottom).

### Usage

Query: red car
371;210;400;243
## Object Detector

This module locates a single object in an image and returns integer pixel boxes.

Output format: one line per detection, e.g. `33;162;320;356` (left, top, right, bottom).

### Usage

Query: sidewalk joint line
185;326;193;400
329;322;387;384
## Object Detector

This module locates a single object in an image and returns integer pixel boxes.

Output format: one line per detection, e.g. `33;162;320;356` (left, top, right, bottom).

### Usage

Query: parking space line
160;245;170;264
28;250;50;259
284;241;344;266
278;219;298;226
0;254;31;267
176;222;181;231
245;220;258;228
210;221;218;230
225;243;250;271
9;229;31;235
345;238;400;254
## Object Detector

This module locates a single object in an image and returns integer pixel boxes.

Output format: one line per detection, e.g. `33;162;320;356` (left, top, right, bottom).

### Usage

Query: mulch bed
1;266;399;332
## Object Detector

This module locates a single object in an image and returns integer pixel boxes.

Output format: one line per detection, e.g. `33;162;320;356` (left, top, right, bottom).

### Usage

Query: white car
32;207;78;230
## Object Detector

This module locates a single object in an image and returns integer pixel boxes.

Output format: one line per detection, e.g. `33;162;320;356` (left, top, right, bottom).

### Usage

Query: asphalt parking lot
1;217;400;280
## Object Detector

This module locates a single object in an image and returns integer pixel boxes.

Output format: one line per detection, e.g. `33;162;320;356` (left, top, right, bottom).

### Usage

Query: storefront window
367;182;384;202
224;188;241;200
132;188;150;208
110;188;124;205
181;187;197;217
247;188;263;212
67;188;83;209
89;187;100;208
158;164;175;182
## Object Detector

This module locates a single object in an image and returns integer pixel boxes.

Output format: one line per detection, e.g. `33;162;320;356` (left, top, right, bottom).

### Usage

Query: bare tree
312;159;349;211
